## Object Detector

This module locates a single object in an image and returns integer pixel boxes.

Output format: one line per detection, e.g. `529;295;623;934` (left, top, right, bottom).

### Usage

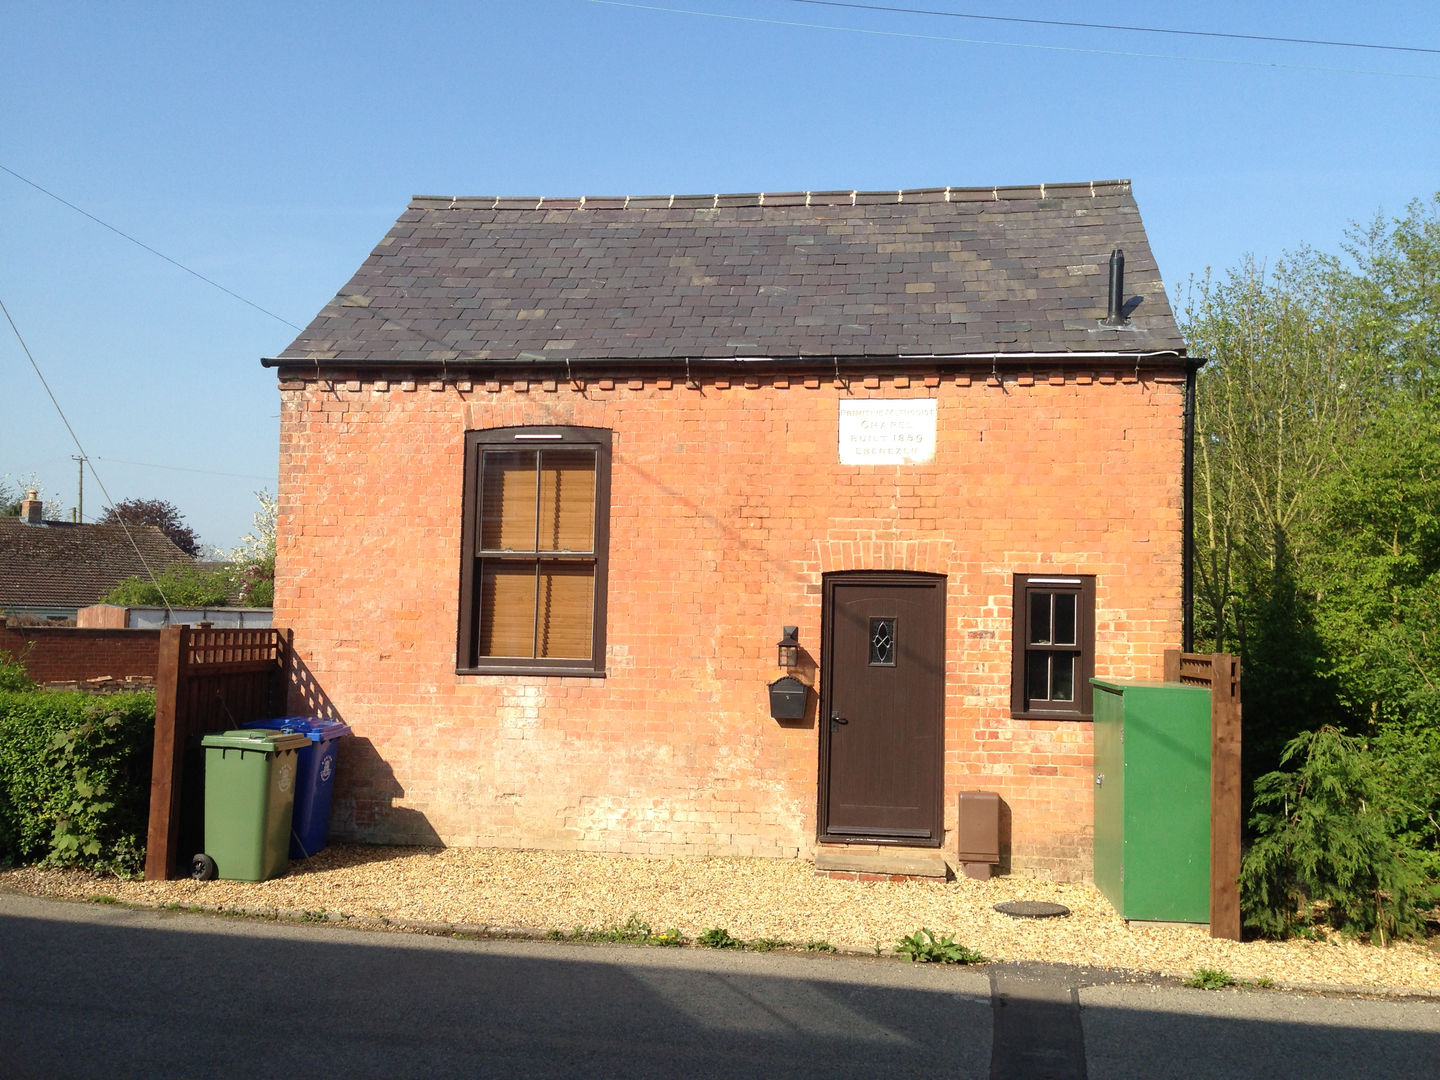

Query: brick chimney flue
19;490;43;525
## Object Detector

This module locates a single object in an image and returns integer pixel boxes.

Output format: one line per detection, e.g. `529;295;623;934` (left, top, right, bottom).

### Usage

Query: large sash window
459;428;611;675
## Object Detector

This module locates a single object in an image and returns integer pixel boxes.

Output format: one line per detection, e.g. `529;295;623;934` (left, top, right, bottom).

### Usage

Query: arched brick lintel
811;538;957;576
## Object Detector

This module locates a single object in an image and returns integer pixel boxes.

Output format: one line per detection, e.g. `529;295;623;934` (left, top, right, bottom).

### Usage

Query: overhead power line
95;456;275;482
588;2;1439;80
1;295;175;611
0;163;303;332
784;1;1440;56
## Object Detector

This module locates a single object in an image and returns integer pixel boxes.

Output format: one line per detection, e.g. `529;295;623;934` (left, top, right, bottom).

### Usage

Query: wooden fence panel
143;626;292;880
1164;649;1243;941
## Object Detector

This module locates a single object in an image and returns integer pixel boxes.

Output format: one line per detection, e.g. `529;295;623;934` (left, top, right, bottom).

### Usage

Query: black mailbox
767;675;809;720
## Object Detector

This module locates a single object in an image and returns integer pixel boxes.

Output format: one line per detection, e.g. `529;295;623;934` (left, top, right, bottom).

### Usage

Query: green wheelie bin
193;729;311;882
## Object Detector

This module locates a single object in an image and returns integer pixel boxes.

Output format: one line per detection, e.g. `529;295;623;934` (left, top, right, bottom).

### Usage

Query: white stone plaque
838;399;937;465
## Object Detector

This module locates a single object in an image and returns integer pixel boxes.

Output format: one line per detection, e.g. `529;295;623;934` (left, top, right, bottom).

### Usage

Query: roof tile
274;181;1184;367
0;520;193;613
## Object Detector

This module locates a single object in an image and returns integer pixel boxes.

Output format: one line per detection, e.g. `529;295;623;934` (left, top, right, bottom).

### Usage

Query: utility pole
72;455;85;523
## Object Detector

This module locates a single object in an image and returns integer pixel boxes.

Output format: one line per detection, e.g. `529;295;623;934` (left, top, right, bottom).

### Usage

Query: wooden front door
820;572;945;844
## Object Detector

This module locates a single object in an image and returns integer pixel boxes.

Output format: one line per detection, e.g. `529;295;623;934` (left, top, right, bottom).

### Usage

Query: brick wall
0;626;160;684
275;366;1188;879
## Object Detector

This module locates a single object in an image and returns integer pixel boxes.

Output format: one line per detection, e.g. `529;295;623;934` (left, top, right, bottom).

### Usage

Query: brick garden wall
274;366;1187;880
0;626;160;685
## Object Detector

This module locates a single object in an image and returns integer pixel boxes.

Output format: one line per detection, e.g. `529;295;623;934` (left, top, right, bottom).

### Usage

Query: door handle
830;712;848;731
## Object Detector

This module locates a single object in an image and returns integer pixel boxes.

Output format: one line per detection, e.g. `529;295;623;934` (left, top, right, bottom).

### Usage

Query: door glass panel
869;618;895;665
1053;592;1077;646
1051;653;1075;701
1029;592;1052;644
1026;652;1050;702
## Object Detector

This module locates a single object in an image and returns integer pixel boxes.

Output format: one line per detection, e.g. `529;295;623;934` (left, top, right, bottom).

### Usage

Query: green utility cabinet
196;729;310;882
1091;679;1211;923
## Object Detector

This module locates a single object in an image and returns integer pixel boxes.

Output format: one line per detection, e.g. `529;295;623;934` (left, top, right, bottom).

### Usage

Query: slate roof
270;181;1185;371
0;518;193;613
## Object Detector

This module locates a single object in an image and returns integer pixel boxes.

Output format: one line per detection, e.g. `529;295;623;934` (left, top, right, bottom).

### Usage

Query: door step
813;845;951;882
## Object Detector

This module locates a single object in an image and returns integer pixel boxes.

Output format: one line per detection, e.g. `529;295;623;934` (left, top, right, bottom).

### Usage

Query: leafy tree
1183;193;1440;933
97;498;200;557
221;490;276;607
1183;250;1387;656
1;474;71;521
1344;194;1440;396
1309;397;1440;880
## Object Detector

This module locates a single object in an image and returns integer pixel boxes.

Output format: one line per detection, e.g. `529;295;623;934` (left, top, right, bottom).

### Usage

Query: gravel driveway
4;845;1437;994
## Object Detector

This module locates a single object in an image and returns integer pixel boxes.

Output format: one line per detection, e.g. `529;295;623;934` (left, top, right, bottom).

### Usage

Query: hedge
0;688;155;875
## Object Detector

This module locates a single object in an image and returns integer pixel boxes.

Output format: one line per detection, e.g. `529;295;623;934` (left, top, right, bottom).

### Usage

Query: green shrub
0;649;34;692
100;562;232;607
1239;726;1431;944
698;927;742;949
1184;968;1237;990
240;573;274;607
0;689;154;874
894;928;987;964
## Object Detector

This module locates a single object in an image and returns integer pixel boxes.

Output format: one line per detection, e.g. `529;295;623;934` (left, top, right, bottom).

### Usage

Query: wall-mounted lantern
769;626;807;720
776;626;800;669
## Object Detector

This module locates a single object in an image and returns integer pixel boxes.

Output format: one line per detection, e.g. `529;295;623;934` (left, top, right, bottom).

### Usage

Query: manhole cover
993;901;1071;919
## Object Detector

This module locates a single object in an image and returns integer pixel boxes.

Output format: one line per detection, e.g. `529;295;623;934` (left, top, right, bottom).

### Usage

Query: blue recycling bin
244;716;351;858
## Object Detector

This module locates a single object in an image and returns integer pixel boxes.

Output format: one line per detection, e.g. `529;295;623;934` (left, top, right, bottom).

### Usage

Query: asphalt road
0;893;1435;1079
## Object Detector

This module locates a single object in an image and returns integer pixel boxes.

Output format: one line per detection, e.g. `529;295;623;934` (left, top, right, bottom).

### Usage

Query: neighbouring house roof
266;180;1185;373
0;518;193;616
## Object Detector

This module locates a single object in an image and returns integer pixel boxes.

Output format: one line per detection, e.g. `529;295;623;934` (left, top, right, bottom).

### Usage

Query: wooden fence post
1209;653;1243;941
1163;648;1182;683
1163;647;1244;940
144;625;189;880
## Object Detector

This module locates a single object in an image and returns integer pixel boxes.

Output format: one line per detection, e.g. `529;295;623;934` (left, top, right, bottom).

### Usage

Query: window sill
457;665;607;679
1011;709;1092;722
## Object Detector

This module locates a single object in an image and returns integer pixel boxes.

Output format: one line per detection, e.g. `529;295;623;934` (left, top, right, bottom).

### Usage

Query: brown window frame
457;426;611;677
1011;574;1096;720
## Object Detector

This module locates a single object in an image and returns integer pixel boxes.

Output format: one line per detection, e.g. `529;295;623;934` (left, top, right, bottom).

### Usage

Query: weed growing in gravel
1184;968;1237;990
88;894;119;905
698;927;743;949
552;914;687;947
584;914;656;943
728;935;837;954
547;920;825;955
894;928;987;964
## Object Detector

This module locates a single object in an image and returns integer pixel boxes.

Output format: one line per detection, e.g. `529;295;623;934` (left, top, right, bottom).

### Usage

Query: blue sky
4;1;1437;550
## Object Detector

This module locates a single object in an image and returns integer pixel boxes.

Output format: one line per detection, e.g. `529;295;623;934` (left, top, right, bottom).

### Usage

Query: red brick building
265;181;1193;880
